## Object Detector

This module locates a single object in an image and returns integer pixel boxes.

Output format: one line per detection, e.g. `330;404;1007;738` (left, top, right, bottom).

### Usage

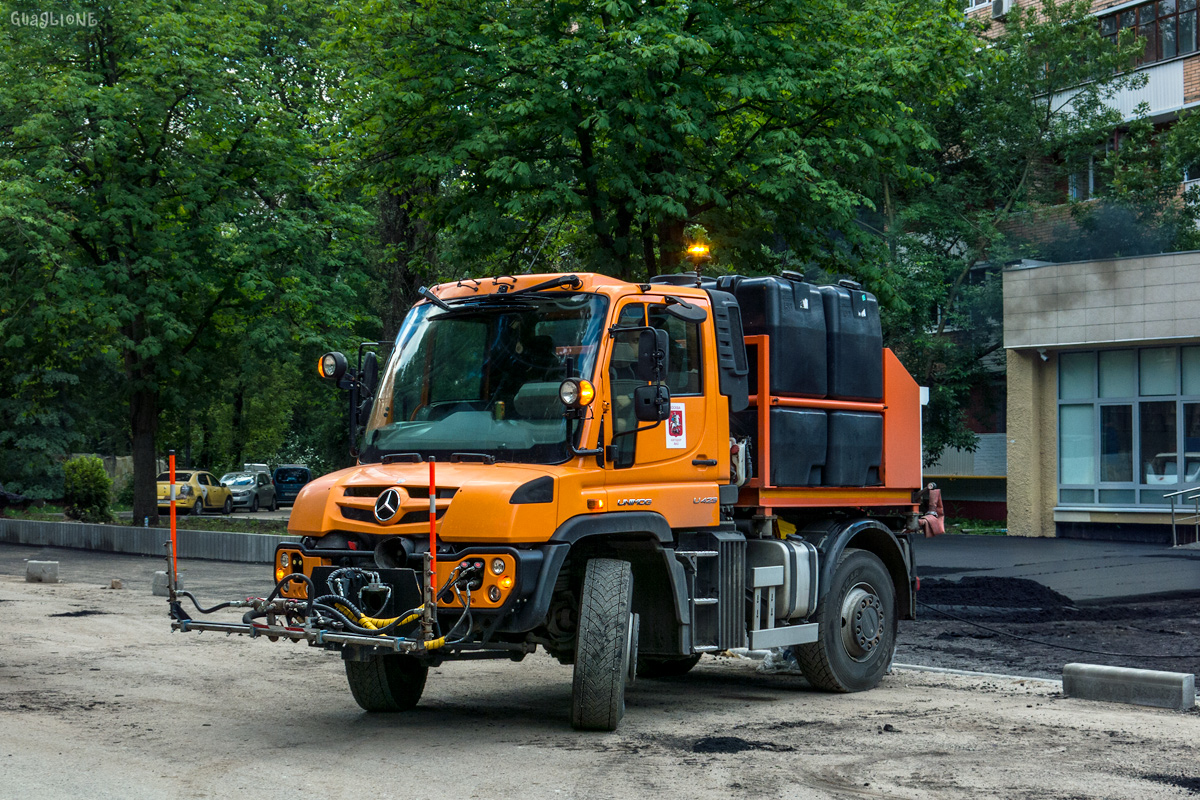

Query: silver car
219;471;277;512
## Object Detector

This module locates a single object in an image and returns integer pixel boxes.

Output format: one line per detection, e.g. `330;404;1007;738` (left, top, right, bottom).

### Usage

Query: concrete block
25;561;58;583
151;571;181;597
1063;663;1196;711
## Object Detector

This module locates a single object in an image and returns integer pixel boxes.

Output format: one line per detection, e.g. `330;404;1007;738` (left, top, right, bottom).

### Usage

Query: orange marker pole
428;457;438;609
169;450;178;591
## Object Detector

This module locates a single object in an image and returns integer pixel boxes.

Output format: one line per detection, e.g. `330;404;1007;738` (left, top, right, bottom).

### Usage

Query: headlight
318;351;347;382
558;378;595;408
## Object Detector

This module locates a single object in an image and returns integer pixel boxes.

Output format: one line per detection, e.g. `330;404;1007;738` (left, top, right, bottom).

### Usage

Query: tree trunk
129;385;159;527
231;383;245;469
657;219;686;270
378;186;434;341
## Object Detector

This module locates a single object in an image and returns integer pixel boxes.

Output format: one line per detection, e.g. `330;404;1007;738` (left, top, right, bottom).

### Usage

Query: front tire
794;548;896;693
571;558;634;731
251;495;259;513
223;497;232;516
344;654;428;712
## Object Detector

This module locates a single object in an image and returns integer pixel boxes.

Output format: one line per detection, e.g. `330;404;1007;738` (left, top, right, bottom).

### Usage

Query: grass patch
945;518;1008;536
1;506;289;534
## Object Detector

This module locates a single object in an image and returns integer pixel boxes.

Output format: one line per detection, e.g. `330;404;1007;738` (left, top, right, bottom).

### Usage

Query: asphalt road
2;544;1198;799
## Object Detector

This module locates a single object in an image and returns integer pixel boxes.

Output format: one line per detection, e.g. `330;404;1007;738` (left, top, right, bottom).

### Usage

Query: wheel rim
839;582;884;662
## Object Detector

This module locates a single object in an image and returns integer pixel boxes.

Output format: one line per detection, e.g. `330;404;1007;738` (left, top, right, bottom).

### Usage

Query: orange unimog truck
170;271;924;731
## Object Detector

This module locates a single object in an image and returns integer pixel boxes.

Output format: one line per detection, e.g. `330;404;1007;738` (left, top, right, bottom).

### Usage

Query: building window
1100;0;1199;65
1058;346;1200;507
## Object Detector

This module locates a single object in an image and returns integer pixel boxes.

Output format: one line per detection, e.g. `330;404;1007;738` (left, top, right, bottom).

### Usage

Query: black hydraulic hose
177;591;232;615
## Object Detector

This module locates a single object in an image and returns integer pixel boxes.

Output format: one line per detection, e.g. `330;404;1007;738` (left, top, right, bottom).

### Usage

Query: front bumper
229;494;256;509
275;539;570;635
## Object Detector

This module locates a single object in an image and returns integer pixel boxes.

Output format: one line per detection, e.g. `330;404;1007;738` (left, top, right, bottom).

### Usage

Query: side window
609;303;648;468
648;308;702;395
258;474;268;487
198;474;210;486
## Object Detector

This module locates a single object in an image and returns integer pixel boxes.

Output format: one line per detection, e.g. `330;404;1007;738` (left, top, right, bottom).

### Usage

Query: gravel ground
1;544;1198;799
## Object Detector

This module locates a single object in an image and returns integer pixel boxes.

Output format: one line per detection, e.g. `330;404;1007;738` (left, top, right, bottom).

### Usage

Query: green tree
335;0;977;282
0;0;373;520
875;0;1146;464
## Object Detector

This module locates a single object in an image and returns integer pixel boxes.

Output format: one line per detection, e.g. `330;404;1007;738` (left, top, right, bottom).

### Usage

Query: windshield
221;473;255;486
361;292;609;464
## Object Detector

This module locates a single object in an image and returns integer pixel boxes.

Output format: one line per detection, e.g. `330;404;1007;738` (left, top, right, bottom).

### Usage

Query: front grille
339;506;448;525
343;486;388;498
340;507;376;523
405;487;458;500
399;508;447;525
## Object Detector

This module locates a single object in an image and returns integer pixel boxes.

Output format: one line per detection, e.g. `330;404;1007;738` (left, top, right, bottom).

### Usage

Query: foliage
334;0;978;282
1046;113;1200;260
63;455;113;523
0;0;376;514
876;0;1146;464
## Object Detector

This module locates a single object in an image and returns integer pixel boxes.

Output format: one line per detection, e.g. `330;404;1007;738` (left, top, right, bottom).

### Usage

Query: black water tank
824;411;882;486
818;285;882;401
730;276;827;397
732;407;826;486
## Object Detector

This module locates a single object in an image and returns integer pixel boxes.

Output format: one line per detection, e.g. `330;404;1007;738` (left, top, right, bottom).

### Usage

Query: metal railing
1164;487;1200;547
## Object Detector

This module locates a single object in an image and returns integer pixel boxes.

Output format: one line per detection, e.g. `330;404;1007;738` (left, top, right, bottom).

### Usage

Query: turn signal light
275;567;286;583
499;575;514;590
587;498;604;510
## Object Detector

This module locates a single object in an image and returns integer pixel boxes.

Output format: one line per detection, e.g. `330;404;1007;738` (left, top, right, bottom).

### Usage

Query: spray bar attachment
167;560;522;657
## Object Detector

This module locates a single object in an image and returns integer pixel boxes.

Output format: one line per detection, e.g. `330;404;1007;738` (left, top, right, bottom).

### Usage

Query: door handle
692;458;718;467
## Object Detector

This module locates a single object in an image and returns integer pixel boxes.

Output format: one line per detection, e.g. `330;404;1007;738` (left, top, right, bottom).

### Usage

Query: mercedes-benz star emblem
374;487;403;524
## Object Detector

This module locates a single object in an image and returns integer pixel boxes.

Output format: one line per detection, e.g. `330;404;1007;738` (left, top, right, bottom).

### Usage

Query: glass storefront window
1099;350;1136;397
1140;348;1176;395
1059;352;1095;399
1060;404;1095;485
1182;346;1200;395
1100;405;1133;482
1059;347;1200;507
1140;401;1178;484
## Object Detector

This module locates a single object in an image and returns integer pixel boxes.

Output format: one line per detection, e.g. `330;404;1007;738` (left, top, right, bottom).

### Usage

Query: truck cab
265;272;921;730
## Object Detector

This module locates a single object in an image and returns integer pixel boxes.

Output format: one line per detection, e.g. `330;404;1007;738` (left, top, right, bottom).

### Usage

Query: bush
63;456;113;523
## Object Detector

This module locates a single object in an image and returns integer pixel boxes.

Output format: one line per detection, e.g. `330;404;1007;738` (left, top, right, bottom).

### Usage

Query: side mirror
636;328;669;382
360;351;379;398
633;384;671;421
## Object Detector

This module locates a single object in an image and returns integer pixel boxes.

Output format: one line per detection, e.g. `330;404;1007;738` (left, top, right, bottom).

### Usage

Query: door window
608;303;703;468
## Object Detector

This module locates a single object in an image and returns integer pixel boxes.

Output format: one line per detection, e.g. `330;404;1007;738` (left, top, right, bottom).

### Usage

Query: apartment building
961;0;1200;542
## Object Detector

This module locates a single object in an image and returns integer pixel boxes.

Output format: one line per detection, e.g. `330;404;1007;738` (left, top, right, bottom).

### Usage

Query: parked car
220;471;277;512
156;471;232;516
272;464;312;506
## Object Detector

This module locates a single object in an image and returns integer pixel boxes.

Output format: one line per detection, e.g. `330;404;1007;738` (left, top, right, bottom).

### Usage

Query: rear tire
636;654;701;679
190;498;203;516
344;654;428;712
794;548;896;693
570;558;634;731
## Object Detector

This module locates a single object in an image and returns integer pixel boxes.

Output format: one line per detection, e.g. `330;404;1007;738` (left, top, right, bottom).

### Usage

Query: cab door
602;298;722;527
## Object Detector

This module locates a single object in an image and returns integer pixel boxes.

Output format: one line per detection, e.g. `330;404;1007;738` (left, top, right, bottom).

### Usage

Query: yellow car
156;470;233;516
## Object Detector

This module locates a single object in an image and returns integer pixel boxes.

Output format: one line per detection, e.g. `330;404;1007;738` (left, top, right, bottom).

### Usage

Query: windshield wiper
449;452;497;465
381;452;423;464
430;302;537;319
502;274;582;297
418;286;452;311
